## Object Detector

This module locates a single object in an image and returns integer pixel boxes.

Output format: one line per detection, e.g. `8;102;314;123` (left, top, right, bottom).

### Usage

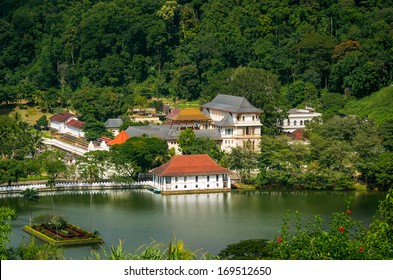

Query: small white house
281;108;321;133
49;112;77;132
49;111;85;137
149;154;232;194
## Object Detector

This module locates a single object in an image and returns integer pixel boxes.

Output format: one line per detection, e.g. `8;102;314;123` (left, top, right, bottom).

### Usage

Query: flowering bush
268;209;366;260
269;189;393;260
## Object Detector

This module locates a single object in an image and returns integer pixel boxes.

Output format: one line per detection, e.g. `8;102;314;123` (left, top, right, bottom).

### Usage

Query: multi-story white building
280;108;321;133
201;94;263;151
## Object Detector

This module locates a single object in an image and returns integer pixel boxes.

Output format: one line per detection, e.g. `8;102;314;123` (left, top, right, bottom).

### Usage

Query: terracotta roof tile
108;130;130;145
150;154;231;176
66;119;85;129
49;112;75;122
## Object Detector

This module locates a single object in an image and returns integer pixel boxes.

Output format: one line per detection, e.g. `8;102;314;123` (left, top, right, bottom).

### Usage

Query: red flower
278;237;283;243
339;226;345;232
347;209;351;215
359;247;364;252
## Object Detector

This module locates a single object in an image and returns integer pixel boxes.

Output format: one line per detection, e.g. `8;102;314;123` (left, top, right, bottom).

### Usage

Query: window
225;128;233;135
287;120;290;126
207;184;210;188
184;185;187;188
300;120;303;126
294;120;297;126
196;185;198;188
175;185;178;189
252;116;255;121
216;175;219;181
242;116;245;121
196;176;198;182
184;176;187;182
207;176;210;182
175;177;178;182
165;176;171;184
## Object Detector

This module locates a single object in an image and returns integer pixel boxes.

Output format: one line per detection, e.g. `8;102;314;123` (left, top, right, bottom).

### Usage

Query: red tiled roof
49;112;75;123
165;108;181;119
66;119;85;129
99;136;113;143
108;130;130;145
290;129;304;141
150;154;231;177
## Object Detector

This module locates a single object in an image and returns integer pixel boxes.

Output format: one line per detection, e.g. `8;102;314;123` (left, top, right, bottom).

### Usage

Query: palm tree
22;188;39;226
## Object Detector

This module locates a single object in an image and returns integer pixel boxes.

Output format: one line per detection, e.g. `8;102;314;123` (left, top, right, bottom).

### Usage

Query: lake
0;189;386;259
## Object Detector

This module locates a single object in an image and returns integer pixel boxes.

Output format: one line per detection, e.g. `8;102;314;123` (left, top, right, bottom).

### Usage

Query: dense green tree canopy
1;0;392;111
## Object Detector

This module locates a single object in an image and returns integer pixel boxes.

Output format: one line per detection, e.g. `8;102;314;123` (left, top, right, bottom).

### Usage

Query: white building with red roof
149;154;232;194
49;111;85;137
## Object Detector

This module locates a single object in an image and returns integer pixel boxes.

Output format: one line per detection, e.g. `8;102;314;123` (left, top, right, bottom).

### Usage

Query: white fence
0;181;154;193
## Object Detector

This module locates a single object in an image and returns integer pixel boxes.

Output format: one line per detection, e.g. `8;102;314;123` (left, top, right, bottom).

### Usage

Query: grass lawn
0;102;51;126
341;86;393;125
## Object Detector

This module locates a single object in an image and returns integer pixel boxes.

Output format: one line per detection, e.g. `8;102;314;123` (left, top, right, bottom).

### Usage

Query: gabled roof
212;114;234;127
108;130;130;145
105;118;123;128
201;94;262;114
66;119;85;129
150;154;231;177
49;112;75;123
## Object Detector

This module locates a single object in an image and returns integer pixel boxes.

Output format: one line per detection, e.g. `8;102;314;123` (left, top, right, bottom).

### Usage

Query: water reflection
0;189;385;259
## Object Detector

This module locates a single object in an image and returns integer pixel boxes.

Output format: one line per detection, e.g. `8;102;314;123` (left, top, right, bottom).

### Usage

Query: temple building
201;94;263;151
149;154;232;194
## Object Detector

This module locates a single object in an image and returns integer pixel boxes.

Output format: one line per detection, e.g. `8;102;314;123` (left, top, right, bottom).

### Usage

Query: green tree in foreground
0;207;16;260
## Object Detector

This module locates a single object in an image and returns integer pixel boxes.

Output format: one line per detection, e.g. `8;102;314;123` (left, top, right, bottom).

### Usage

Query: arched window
300;120;303;126
294;120;297;126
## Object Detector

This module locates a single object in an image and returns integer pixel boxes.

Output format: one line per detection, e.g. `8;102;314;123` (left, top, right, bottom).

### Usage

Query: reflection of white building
149;154;231;194
281;108;321;133
201;94;263;151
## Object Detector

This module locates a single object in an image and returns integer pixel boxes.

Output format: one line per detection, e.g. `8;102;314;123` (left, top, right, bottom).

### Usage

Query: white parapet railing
0;181;154;195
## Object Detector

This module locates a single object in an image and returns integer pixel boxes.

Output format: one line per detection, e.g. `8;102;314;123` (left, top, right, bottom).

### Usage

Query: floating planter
23;223;103;246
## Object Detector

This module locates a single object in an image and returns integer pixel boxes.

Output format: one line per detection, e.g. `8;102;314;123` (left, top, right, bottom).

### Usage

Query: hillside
341;86;393;125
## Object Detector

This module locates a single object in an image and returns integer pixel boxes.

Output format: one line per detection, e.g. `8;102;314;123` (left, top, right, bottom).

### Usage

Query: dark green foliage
219;239;271;260
1;0;392;111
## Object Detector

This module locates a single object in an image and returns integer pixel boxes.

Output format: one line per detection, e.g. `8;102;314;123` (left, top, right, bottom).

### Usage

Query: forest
1;0;393;190
1;0;393;118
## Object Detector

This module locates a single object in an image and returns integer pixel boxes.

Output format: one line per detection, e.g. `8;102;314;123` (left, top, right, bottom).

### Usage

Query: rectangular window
207;175;210;182
184;176;187;182
175;177;178;182
216;175;219;181
165;177;171;184
196;176;198;182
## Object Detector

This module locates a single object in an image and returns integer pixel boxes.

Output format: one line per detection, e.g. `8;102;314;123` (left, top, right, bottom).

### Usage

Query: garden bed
23;223;103;246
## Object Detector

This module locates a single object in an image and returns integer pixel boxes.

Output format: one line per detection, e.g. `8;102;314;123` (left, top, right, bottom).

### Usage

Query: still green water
0;189;386;259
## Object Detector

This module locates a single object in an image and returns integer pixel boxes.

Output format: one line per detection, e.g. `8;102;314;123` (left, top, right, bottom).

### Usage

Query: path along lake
0;189;387;259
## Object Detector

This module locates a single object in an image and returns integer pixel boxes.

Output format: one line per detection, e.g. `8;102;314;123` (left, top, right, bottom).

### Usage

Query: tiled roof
105;118;123;128
150;154;231;176
66;119;85;129
201;94;262;114
167;108;211;122
49;112;75;123
212;114;234;127
108;130;130;145
125;124;221;141
165;108;181;119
